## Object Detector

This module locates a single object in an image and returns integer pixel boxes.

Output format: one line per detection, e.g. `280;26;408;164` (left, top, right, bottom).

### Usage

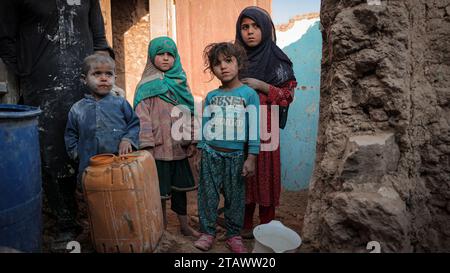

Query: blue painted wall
280;22;322;191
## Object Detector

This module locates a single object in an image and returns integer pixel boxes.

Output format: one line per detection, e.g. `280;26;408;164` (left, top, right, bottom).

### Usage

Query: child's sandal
194;234;214;251
226;236;248;253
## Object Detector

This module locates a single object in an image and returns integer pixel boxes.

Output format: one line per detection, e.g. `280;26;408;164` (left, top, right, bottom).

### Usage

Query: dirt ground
43;188;309;253
154;189;309;253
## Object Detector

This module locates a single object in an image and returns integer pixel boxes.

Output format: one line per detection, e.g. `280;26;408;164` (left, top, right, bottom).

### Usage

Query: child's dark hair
82;53;115;76
203;42;247;78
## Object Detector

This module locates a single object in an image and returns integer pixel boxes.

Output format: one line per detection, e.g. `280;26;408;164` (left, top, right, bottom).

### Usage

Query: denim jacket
65;93;140;178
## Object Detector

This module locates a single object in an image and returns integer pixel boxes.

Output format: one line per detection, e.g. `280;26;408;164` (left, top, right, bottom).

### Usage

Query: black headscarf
236;6;296;87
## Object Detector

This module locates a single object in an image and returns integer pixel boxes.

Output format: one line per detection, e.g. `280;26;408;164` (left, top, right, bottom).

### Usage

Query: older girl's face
240;17;262;47
154;52;175;72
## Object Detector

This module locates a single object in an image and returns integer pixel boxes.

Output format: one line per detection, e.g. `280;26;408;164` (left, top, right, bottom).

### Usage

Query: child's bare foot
178;214;201;237
181;226;201;238
240;228;254;239
162;200;168;229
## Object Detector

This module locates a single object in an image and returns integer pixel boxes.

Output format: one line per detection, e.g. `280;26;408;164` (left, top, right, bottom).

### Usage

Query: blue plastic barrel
0;104;42;252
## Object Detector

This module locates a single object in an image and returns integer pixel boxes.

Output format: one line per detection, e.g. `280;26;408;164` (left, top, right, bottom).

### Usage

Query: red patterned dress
245;80;297;208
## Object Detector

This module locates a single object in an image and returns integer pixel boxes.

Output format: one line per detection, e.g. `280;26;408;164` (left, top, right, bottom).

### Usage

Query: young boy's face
154;52;175;72
212;54;239;84
84;62;115;98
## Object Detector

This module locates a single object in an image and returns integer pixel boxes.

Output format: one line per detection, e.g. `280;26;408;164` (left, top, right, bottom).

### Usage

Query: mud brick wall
111;0;150;102
303;0;450;252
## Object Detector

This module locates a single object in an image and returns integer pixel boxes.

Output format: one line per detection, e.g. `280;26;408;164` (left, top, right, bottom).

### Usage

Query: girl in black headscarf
235;6;297;237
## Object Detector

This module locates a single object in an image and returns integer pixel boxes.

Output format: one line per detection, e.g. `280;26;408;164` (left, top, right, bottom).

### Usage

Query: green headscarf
133;37;194;111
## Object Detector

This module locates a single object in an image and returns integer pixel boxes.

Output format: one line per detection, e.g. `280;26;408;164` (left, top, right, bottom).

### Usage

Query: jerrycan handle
116;152;140;163
89;152;141;166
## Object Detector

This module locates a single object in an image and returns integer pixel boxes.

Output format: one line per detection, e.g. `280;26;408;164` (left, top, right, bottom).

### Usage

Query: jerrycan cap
89;154;116;166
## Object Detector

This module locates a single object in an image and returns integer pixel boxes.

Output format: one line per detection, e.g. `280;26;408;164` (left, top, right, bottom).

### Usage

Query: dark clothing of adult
0;0;112;231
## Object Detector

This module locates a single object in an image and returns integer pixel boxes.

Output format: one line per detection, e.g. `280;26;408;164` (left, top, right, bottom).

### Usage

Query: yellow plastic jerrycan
82;150;163;253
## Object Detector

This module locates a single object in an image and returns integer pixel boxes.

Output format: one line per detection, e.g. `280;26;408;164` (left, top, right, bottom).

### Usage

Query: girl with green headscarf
134;37;200;237
134;37;195;110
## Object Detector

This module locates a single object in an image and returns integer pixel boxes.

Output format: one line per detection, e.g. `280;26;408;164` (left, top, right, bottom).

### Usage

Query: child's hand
242;154;257;177
194;150;202;175
186;144;197;158
119;140;132;155
241;78;269;94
